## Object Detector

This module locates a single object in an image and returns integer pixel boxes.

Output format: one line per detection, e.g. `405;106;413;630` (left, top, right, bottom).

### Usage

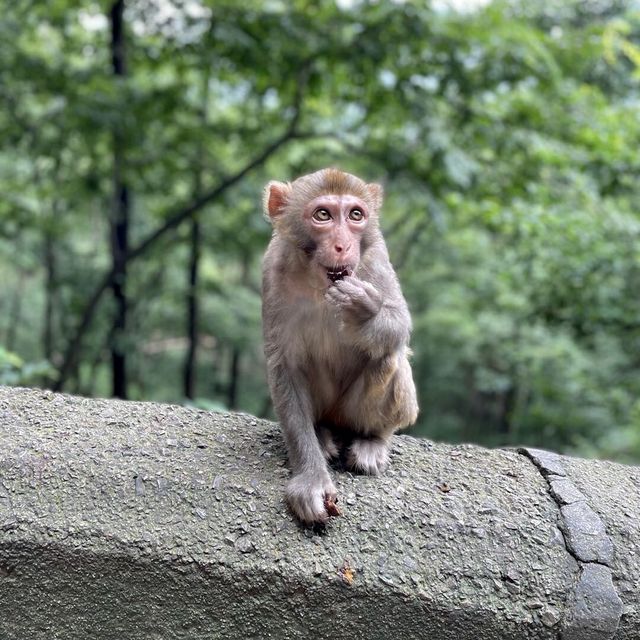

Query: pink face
302;194;369;283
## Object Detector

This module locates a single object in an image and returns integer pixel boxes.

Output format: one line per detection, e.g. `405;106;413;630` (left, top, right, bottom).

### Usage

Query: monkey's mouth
326;266;351;283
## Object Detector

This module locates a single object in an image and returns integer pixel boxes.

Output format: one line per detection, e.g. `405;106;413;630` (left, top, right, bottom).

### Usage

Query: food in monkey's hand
324;495;341;517
326;266;351;283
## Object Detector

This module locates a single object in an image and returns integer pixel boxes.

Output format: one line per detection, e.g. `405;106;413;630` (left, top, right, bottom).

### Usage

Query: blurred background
1;0;639;461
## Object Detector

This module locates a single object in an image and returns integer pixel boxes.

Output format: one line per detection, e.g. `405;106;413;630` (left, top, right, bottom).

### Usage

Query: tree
1;0;640;460
109;0;131;398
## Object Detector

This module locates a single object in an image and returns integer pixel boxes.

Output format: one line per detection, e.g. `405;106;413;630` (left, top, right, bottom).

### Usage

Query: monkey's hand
325;276;382;325
286;472;339;525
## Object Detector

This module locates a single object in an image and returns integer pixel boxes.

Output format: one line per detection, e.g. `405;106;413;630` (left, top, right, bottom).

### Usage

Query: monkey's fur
262;168;418;524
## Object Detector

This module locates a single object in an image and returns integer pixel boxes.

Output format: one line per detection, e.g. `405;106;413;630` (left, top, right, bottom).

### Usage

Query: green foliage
1;0;640;460
0;347;53;386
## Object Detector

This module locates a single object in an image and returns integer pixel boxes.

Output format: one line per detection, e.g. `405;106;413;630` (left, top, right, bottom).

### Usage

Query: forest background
2;0;640;462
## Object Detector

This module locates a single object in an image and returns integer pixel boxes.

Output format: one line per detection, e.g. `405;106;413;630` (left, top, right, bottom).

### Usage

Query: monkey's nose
335;244;343;253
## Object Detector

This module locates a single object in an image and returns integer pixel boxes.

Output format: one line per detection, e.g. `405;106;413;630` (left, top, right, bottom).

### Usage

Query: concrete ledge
0;387;638;639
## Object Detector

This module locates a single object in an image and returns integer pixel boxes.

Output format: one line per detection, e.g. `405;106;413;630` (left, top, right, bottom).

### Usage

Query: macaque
262;168;418;524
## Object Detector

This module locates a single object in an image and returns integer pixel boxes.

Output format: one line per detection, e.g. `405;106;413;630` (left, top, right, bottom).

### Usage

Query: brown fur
262;168;418;524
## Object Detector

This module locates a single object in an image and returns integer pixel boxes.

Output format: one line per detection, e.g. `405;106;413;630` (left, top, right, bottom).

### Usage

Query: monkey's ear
264;181;292;220
367;183;384;211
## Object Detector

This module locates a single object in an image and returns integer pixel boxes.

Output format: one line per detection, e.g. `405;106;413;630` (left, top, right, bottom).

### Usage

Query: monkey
262;168;418;525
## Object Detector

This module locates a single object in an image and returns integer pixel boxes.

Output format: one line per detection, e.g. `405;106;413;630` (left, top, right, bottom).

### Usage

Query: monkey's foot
317;425;340;461
347;437;390;475
286;473;339;525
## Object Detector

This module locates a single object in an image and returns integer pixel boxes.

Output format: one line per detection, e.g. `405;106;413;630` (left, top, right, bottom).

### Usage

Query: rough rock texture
0;387;637;639
519;448;624;640
560;456;640;640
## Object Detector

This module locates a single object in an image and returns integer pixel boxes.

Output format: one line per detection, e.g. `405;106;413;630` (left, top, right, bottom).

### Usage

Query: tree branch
53;105;303;392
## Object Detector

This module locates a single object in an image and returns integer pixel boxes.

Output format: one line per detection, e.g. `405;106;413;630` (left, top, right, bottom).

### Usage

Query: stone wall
0;386;638;639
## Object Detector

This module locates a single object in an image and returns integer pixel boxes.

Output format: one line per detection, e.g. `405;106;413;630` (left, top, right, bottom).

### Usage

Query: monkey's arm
267;358;338;524
326;273;411;358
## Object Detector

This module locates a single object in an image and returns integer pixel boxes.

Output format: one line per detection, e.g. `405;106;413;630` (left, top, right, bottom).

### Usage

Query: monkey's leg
270;364;338;524
315;422;340;461
341;352;418;475
347;431;395;475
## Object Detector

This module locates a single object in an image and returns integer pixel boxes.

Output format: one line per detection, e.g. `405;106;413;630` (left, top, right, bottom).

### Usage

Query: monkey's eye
349;208;364;222
313;208;332;222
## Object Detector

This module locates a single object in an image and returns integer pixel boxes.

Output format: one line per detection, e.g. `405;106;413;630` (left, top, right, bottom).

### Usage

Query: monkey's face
301;194;369;285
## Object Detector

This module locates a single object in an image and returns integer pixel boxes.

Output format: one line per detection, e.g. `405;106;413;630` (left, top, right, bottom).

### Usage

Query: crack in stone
518;448;623;640
559;501;614;566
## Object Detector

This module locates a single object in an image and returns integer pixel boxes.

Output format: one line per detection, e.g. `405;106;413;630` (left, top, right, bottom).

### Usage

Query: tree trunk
109;0;130;399
183;59;211;400
43;229;56;363
497;385;517;437
183;217;200;399
5;271;25;352
225;255;250;410
227;347;240;410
